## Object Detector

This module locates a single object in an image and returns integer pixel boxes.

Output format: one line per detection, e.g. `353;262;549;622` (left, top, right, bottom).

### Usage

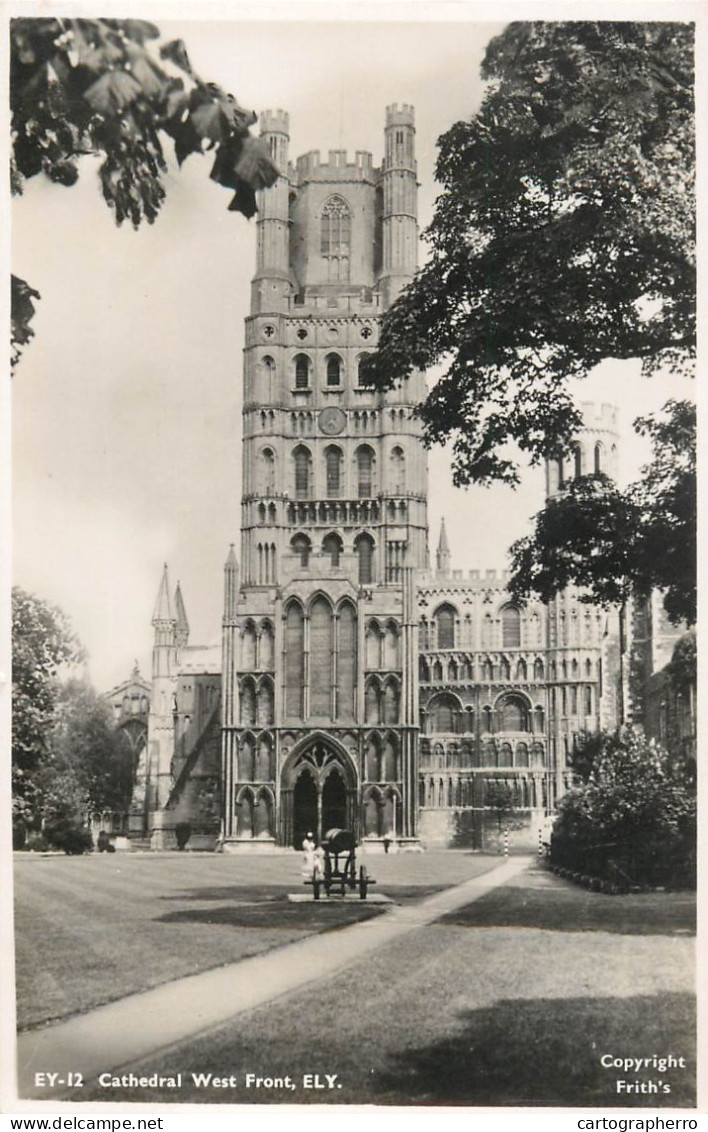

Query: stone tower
221;107;427;851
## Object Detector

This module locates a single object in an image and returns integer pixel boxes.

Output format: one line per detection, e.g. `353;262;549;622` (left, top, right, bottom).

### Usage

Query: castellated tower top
578;401;619;431
260;109;289;134
386;103;415;127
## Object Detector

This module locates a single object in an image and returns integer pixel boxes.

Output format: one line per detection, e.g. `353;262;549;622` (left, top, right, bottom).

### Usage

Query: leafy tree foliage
12;586;84;825
552;727;695;887
364;22;694;486
11;17;279;367
42;680;136;821
508;399;696;624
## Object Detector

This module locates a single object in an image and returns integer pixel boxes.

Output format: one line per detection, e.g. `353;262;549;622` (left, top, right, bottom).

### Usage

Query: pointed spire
152;564;174;624
436;518;451;579
224;544;239;621
174;581;190;648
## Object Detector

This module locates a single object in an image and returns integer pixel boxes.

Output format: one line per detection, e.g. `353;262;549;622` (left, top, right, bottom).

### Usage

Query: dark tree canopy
11;17;279;367
364;21;695;485
508;398;696;624
43;680;136;820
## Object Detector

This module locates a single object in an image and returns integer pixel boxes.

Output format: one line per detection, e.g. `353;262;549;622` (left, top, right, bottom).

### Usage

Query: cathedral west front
132;106;626;853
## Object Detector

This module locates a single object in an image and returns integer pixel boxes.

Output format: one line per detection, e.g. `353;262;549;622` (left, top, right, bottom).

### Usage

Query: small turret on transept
174;582;190;649
436;518;451;579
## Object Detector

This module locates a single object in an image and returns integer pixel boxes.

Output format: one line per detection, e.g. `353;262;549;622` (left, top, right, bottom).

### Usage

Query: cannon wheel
359;865;368;900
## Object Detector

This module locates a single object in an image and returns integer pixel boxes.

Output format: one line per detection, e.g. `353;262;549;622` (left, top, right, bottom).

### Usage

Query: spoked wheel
358;865;368;900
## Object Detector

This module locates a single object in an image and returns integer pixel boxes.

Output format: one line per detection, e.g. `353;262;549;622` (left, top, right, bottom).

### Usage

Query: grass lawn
82;866;695;1108
13;850;499;1029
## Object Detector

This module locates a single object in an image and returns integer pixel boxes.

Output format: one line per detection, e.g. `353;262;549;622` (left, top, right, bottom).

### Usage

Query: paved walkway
17;855;531;1099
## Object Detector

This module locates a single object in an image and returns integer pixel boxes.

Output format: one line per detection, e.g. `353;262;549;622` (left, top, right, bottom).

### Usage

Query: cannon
306;829;375;900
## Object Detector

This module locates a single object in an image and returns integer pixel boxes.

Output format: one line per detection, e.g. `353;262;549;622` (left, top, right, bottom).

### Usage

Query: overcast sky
11;10;691;691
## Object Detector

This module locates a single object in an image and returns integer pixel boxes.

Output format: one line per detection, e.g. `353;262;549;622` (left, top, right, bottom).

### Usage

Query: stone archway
280;737;358;848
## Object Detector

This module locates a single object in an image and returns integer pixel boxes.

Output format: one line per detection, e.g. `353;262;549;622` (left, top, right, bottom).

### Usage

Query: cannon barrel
321;828;356;854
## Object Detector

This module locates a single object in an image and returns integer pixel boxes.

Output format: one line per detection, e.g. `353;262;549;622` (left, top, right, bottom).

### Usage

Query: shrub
44;819;93;855
175;821;192;851
551;727;695;888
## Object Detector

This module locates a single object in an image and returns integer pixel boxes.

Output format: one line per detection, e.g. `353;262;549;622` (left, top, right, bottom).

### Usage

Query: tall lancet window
321;195;351;282
325;446;343;496
293;446;312;499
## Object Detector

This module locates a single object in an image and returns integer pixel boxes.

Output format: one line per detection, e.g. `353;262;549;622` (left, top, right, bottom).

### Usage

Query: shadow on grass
373;992;696;1107
440;883;696;936
158;884;446;905
156;902;385;930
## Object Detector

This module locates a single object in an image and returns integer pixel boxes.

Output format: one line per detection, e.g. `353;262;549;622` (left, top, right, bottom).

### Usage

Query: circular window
262;324;275;340
296;327;308;340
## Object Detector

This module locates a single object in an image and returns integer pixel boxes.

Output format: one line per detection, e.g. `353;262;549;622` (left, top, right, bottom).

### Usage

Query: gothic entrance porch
280;739;358;848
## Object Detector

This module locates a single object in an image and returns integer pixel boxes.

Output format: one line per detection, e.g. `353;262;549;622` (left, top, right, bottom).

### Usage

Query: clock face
319;407;347;436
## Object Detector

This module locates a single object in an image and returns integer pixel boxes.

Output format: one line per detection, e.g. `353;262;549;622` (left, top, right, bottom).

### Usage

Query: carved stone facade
133;107;628;852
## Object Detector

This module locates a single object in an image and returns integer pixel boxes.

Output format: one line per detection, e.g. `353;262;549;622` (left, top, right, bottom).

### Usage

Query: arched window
284;602;304;717
321;195;351;282
499;657;511;681
499;743;513;766
356;533;375;585
391;446;405;492
365;679;381;725
260;622;274;669
534;658;544;680
383;680;399;725
516;659;527;681
384;622;399;668
358;353;371;386
322;532;342;567
572;444;582;479
501;605;521;648
257;356;275;402
310;597;333;717
240;680;256;727
435;604;456;649
294;354;310;390
584;685;593;716
429;694;457;733
482;658;493;682
260;447;275;494
326;354;342;386
499;695;529;731
356;446;375;498
241;622;257;669
291;534;311;567
516;742;529;767
481;706;493;732
594;442;604;473
338;601;357;721
325;446;343;496
293;446;312;499
366;621;382;668
556;455;565;488
238;738;255;781
257;679;274;726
